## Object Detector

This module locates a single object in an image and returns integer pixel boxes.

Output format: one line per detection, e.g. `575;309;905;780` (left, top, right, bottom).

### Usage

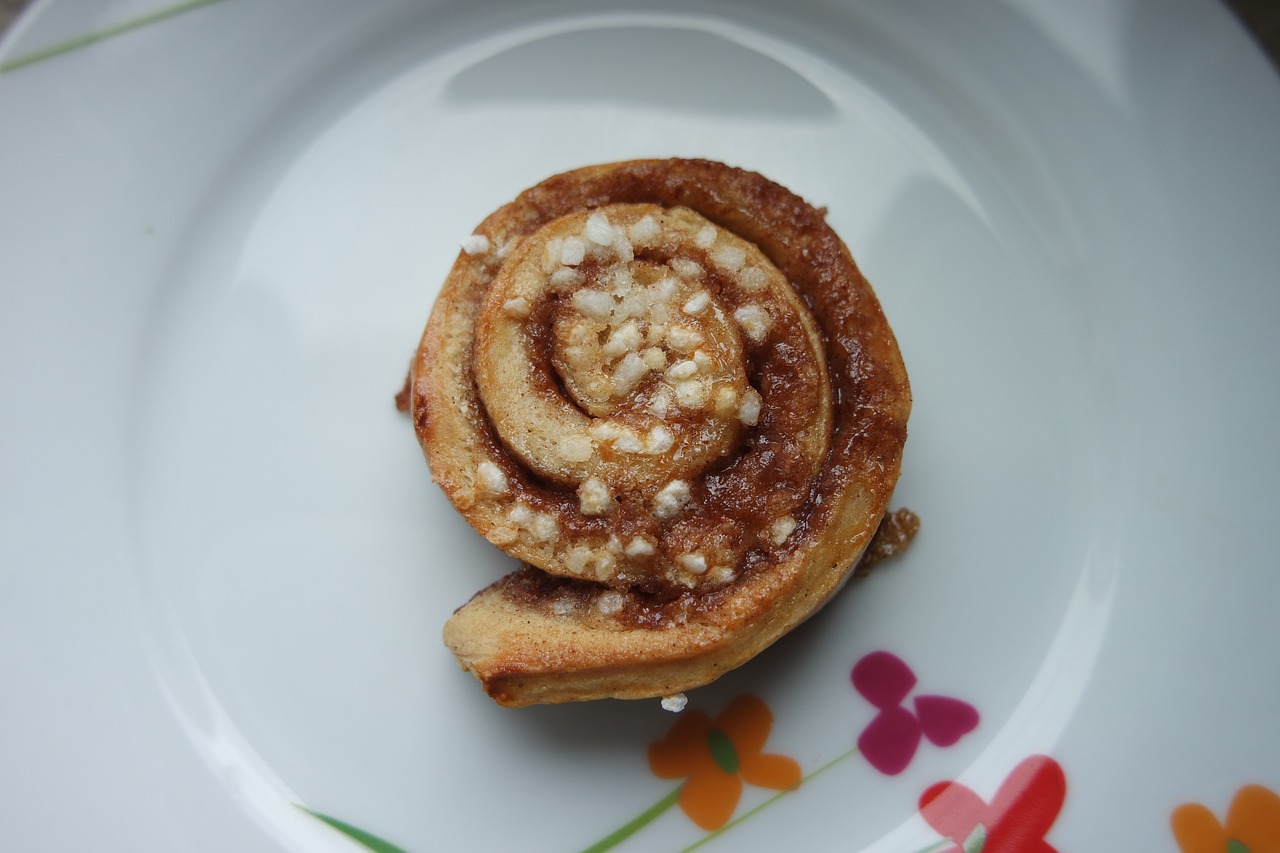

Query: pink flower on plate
852;650;980;775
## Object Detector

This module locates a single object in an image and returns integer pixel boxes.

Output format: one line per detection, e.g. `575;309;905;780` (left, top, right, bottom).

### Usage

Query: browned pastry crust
410;159;911;706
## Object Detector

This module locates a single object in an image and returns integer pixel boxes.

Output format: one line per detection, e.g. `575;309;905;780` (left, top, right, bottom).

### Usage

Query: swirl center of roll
469;202;835;590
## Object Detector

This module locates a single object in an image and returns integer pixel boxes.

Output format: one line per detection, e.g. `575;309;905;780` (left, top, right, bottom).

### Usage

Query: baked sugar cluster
438;201;833;593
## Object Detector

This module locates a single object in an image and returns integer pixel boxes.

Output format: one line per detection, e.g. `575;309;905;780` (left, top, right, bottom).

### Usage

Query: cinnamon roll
409;159;911;706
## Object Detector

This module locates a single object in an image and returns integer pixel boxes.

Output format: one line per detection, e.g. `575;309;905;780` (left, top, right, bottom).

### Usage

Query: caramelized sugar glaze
410;160;911;705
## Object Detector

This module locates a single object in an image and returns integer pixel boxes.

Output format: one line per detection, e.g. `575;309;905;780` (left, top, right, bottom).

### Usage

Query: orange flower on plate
1172;784;1280;853
648;695;802;830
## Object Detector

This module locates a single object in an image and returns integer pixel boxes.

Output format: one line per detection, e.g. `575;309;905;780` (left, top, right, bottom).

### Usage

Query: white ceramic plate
3;1;1279;851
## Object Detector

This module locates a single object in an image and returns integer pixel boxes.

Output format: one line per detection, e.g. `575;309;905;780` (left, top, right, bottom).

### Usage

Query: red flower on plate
852;650;980;775
918;754;1067;853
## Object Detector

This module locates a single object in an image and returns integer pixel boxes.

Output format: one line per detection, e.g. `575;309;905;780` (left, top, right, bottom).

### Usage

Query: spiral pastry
410;160;911;706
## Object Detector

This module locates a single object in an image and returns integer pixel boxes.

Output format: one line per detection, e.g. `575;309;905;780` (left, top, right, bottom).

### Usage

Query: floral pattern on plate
919;755;1067;853
647;694;802;831
1171;784;1280;853
304;650;1001;852
853;650;981;775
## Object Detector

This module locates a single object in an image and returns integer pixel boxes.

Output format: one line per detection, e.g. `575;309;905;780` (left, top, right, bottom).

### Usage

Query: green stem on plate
0;0;226;73
577;785;683;853
677;746;861;853
301;808;415;853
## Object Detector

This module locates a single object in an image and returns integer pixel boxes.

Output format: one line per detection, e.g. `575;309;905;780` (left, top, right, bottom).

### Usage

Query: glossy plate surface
2;1;1278;850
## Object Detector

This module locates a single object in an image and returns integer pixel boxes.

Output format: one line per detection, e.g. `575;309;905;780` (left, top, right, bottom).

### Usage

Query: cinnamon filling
460;203;832;591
